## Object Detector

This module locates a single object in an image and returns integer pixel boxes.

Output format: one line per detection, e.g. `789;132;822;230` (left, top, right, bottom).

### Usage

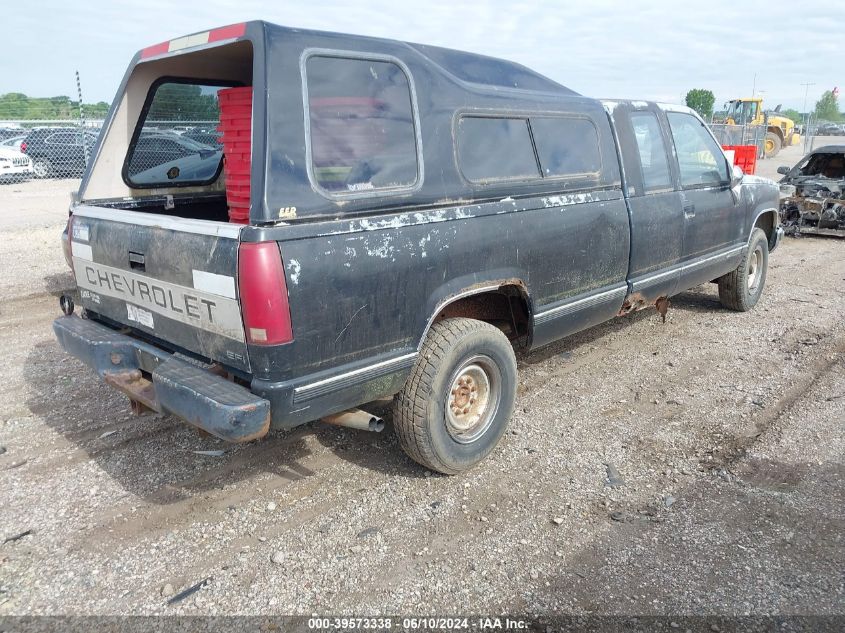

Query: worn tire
718;227;769;312
393;317;517;474
764;132;782;158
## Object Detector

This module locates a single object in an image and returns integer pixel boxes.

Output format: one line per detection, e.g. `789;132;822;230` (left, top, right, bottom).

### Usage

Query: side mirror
730;164;744;187
777;165;790;175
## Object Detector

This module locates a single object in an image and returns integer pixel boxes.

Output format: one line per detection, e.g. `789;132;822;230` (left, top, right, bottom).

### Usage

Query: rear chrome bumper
53;314;270;442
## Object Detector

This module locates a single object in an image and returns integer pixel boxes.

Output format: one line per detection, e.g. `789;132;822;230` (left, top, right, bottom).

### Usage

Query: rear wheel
764;132;782;158
393;317;517;474
32;159;53;179
718;227;769;311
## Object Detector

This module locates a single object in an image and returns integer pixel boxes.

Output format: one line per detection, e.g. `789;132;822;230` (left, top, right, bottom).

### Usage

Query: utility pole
76;70;89;166
800;82;815;129
751;73;757;98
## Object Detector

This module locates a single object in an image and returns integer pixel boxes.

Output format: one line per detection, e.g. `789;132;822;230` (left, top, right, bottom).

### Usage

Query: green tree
146;84;219;122
685;88;716;119
814;90;841;122
782;108;803;124
0;93;112;120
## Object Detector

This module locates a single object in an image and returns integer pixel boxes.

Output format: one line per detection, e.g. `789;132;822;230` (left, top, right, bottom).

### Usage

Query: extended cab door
665;111;743;289
611;102;684;301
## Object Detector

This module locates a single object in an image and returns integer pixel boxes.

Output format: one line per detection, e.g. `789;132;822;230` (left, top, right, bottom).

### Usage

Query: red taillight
238;241;293;345
64;214;74;272
20;141;26;153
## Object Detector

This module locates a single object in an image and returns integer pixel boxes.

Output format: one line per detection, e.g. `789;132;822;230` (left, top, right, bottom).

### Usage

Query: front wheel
718;227;769;311
393;317;517;474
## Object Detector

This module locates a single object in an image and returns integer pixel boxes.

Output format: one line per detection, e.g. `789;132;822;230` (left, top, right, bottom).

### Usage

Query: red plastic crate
217;127;251;139
218;86;253;223
226;170;250;180
222;140;251;152
218;86;252;104
225;191;249;202
219;104;251;117
722;145;757;175
226;186;251;197
224;157;250;174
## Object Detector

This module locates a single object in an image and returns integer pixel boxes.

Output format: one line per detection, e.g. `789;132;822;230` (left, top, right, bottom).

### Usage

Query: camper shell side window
456;113;604;189
301;50;424;200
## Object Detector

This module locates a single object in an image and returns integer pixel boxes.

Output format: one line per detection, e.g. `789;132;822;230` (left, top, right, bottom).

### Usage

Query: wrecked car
778;145;845;237
53;21;782;474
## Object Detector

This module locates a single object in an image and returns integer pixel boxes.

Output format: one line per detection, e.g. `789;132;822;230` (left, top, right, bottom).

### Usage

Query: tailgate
69;206;249;372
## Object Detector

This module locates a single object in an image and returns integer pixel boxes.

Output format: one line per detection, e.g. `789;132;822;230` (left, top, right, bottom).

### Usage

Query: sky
4;0;843;112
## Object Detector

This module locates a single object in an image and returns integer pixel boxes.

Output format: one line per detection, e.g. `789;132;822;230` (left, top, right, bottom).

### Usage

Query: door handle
683;203;696;218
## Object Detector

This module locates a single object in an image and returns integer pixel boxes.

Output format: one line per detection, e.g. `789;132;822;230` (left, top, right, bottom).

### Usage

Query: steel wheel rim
747;246;762;292
445;354;501;444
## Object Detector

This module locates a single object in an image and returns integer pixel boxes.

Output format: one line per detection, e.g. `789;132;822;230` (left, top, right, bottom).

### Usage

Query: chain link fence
800;115;845;155
708;122;768;159
1;108;222;188
0;120;102;185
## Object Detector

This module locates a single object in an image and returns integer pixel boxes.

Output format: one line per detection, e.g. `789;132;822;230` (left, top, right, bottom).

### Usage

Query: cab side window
629;112;672;192
667;112;729;188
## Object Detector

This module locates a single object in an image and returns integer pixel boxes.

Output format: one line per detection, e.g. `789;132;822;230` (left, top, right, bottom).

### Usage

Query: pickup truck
53;21;783;474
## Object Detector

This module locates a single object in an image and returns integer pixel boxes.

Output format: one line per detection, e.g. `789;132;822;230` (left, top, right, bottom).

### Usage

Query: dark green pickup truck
54;21;782;473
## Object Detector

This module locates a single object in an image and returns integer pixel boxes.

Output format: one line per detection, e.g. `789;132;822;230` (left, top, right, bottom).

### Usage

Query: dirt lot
0;161;843;622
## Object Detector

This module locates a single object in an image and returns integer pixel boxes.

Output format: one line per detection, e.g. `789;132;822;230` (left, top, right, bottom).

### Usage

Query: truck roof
139;20;578;98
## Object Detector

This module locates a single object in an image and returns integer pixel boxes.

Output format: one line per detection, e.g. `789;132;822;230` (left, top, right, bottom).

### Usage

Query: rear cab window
304;54;420;196
629;111;672;192
124;80;228;188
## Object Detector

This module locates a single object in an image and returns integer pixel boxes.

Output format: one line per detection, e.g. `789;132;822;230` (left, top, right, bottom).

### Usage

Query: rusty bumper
53;315;270;442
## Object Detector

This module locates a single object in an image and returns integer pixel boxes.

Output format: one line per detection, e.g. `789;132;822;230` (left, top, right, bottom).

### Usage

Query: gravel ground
0;177;843;621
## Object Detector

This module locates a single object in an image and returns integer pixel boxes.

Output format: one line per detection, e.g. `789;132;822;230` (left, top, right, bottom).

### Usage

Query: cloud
2;0;842;111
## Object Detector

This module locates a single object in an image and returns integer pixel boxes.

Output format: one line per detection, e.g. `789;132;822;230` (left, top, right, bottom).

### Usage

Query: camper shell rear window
123;78;236;188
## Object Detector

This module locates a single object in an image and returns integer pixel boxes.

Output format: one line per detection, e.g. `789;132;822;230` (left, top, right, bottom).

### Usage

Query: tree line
1;85;220;122
684;88;843;123
0;93;110;120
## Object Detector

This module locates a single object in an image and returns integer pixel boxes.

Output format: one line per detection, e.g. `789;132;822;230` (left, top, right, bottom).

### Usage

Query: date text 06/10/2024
306;617;530;630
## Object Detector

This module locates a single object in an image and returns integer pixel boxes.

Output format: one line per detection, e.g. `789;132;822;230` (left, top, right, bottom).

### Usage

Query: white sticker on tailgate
126;304;155;329
73;258;245;342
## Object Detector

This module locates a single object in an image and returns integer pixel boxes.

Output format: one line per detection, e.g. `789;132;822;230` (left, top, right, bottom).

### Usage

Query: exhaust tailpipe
322;409;385;433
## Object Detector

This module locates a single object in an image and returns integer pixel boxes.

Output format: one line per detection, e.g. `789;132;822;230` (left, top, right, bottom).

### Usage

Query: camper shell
79;21;619;222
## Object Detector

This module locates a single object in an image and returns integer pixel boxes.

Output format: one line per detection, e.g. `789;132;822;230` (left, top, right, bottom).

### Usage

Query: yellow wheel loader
724;98;799;158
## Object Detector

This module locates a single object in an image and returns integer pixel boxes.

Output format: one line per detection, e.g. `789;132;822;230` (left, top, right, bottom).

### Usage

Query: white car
0;145;33;182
